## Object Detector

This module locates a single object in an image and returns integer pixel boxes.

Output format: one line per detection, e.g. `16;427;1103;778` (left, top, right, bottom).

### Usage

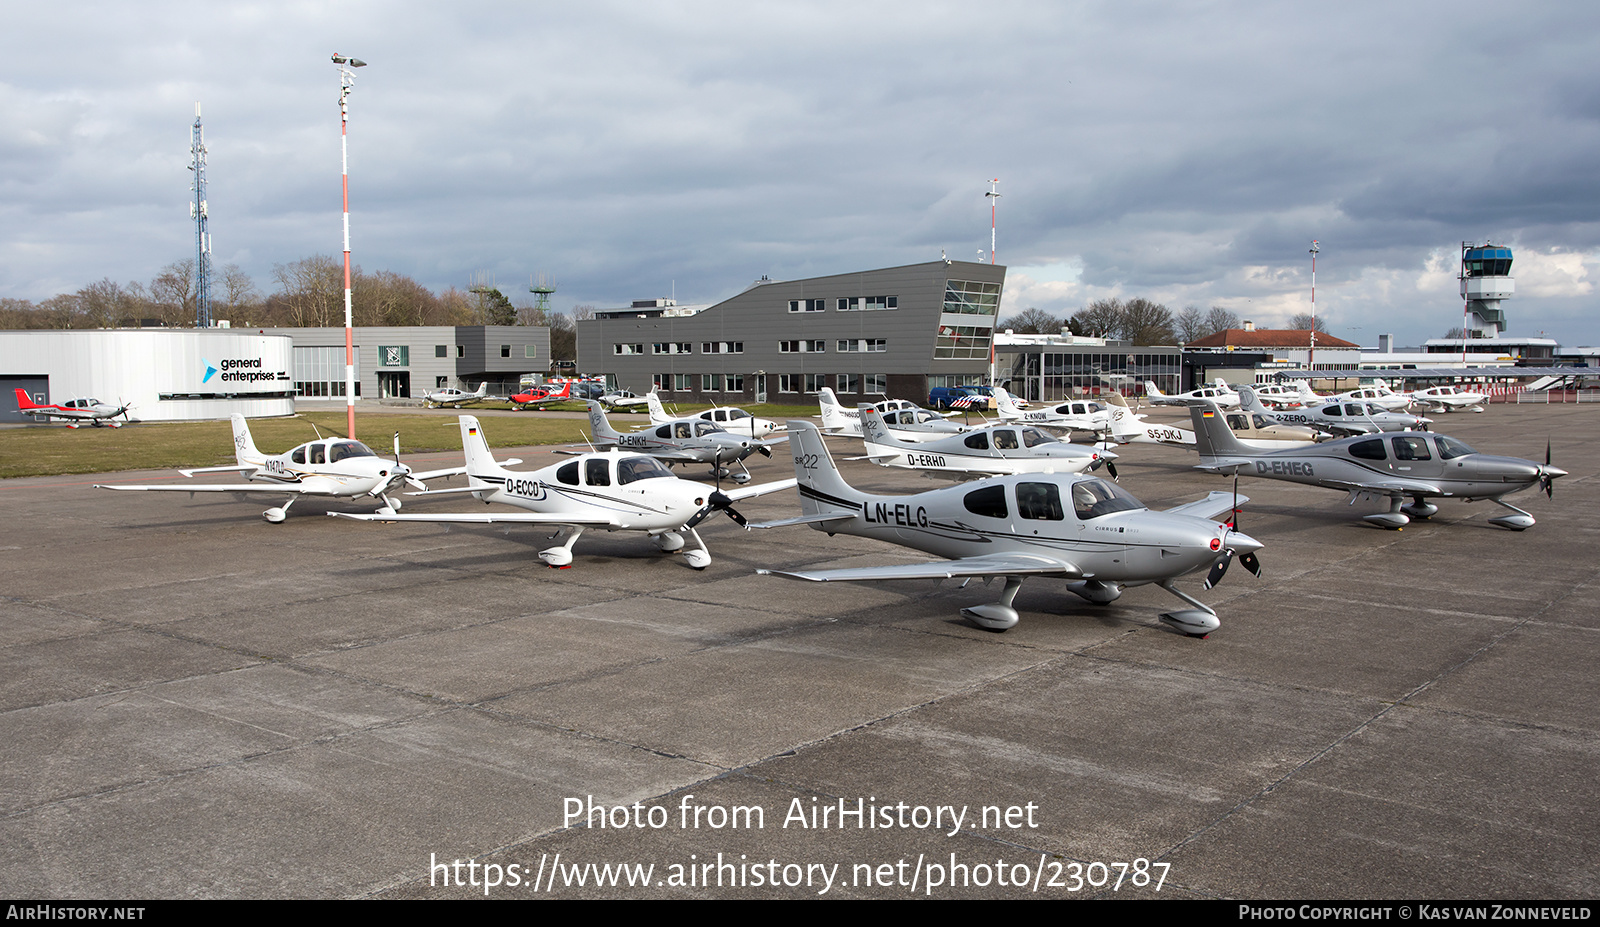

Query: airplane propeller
685;490;747;529
1540;439;1556;499
1204;476;1262;590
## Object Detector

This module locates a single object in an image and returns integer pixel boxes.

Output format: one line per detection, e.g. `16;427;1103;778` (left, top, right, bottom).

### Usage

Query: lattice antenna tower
529;272;556;314
468;270;498;295
189;102;213;327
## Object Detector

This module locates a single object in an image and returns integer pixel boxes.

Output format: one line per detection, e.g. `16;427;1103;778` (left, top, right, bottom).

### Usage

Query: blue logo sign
202;359;218;384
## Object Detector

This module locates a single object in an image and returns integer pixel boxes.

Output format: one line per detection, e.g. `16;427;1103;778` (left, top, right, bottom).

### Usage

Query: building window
837;295;897;311
525;345;537;358
674;374;694;391
653;373;671;391
837;339;887;353
788;298;826;312
435;345;447;358
804;374;827;393
501;345;511;358
837;373;860;394
456;345;465;357
701;341;743;354
653;342;692;355
778;374;798;393
942;279;1001;316
614;343;645;355
726;374;744;392
865;374;887;394
780;340;824;353
701;373;723;391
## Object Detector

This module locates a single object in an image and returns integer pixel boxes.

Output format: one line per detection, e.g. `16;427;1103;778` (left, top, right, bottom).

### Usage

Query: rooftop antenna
986;178;1001;264
1308;240;1319;374
528;272;556;315
333;51;367;439
189;103;212;328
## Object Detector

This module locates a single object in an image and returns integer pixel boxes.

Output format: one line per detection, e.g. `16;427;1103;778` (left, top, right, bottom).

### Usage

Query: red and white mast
333;52;366;439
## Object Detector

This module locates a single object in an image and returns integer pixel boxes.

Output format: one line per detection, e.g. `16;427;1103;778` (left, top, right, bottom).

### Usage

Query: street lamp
333;52;366;438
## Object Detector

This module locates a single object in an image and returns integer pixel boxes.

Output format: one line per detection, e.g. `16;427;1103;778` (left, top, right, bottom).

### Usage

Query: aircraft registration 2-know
1189;402;1564;530
332;415;795;569
753;420;1261;637
95;414;473;522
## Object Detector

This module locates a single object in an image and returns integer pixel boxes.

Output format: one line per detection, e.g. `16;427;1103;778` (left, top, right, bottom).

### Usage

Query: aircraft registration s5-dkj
14;389;135;428
753;420;1262;637
331;415;796;569
1189;402;1564;530
95;414;473;522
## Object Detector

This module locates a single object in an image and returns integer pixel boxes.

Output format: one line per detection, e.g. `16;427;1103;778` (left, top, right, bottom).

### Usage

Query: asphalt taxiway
1;402;1595;898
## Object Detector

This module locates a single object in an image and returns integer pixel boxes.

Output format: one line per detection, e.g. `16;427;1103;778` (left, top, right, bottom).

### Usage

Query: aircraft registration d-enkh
1189;402;1563;529
332;415;796;569
753;420;1261;637
95;414;472;522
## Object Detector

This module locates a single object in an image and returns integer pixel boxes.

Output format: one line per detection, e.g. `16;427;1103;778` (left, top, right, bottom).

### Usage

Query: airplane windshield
329;442;378;462
1020;428;1057;447
1070;478;1145;520
727;409;750;420
694;422;726;436
1434;436;1477;459
617;456;674;484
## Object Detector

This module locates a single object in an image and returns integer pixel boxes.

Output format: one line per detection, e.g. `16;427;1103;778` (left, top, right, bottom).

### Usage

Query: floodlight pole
986;179;1001;264
334;53;366;439
1308;240;1319;376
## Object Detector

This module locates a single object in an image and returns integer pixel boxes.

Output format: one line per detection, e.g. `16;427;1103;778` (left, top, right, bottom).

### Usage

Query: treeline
0;256;580;359
1001;300;1326;345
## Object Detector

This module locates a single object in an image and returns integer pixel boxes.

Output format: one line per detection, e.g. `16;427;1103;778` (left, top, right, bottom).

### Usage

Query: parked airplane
992;388;1109;433
856;405;1118;480
1405;385;1488;413
1242;387;1433;437
95;414;474;522
816;388;964;441
646;391;782;438
598;388;649;411
14;389;134;428
333;415;795;569
1248;381;1318;409
1103;393;1319;450
1189;402;1563;530
1327;384;1411;412
422;382;490;409
753;420;1261;636
509;379;574;410
585;401;782;483
1144;379;1241;409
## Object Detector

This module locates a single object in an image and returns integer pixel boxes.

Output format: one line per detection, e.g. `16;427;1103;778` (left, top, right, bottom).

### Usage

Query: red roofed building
1185;326;1361;371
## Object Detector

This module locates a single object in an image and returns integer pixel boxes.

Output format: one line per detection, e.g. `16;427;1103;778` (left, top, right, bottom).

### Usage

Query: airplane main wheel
263;507;288;524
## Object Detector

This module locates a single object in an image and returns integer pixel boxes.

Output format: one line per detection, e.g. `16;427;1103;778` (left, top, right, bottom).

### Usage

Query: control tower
1459;241;1513;338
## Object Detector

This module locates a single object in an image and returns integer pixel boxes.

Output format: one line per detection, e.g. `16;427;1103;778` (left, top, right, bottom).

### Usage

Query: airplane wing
1163;490;1249;522
95;483;323;495
328;511;622;527
760;552;1082;583
410;464;473;481
724;478;798;502
1320;477;1445;496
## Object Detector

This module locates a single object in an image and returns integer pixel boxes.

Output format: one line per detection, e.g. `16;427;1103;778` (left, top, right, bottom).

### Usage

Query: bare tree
149;259;197;327
1204;305;1240;335
1443;327;1466;339
1287;312;1329;333
1000;307;1062;335
1175;305;1206;342
1070;298;1125;338
272;255;343;327
218;264;261;325
1119;298;1176;345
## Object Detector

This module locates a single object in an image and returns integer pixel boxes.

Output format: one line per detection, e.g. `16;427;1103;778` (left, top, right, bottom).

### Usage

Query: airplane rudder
230;413;261;461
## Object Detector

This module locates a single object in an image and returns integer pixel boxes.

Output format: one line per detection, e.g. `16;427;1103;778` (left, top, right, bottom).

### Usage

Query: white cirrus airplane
1404;385;1488;413
856;404;1118;479
992;388;1109;433
1143;379;1241;410
816;387;964;441
14;389;135;428
585;400;785;484
95;414;474;522
421;381;491;409
332;415;795;569
646;391;781;439
752;420;1261;637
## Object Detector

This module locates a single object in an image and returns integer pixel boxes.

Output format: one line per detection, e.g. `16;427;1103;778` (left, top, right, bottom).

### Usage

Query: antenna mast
986;178;1001;264
190;103;212;328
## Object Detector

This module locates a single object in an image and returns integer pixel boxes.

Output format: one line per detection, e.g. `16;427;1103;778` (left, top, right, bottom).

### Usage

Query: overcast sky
4;0;1598;347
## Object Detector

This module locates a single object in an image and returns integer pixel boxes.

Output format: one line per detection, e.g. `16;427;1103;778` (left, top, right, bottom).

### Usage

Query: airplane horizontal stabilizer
746;512;856;530
328;511;620;527
759;552;1082;583
723;477;798;503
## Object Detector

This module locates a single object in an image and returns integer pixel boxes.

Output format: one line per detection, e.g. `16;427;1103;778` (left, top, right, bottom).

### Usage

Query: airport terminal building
576;260;1006;404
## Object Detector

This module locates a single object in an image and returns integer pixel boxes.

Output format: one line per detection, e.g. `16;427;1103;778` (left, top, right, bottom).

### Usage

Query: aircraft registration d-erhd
95;414;475;522
1189;402;1564;530
856;405;1118;479
14;389;135;428
646;391;782;439
585;401;784;483
753;421;1261;637
331;415;796;569
992;388;1109;433
817;388;964;441
422;381;491;408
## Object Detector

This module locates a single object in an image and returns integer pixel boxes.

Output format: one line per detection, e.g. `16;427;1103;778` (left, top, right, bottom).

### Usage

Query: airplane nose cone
1228;530;1264;555
1544;465;1568;479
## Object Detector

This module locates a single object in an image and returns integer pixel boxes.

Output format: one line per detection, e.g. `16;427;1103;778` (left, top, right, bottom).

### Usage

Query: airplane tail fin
458;415;505;478
230;413;262;464
473;382;487;397
1143;380;1167;399
785;420;866;518
1189;401;1248;460
1106;393;1145;441
1237;385;1266;415
993;387;1022;419
816;387;851;432
858;404;909;450
586;400;622;442
14;388;43;412
646;390;670;424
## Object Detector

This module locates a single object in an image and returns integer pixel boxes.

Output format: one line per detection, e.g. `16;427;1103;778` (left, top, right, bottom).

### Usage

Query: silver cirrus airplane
585;400;785;483
1189;401;1563;530
95;414;472;522
753;420;1262;637
855;404;1118;480
332;415;795;568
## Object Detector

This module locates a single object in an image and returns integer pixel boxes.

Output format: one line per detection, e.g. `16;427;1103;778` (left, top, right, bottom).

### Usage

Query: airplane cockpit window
962;484;1008;518
617;456;673;484
1227;414;1249;431
1349;439;1387;460
693;422;724;437
727;409;750;421
1069;478;1143;520
585;458;611;486
309;443;326;465
329;442;377;463
1322;405;1343;416
557;461;580;485
963;432;990;450
674;423;692;439
291;447;306;464
1020;427;1056;447
1345;404;1366;416
1435;436;1476;460
1252;414;1271;429
1391;436;1431;461
993;430;1020;450
1017;482;1065;521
